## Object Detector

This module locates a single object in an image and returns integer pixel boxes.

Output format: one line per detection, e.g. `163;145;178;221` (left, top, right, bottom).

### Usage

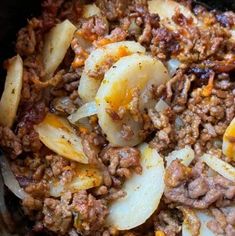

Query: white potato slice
82;4;101;18
183;210;215;236
201;154;235;182
96;54;169;146
223;117;235;160
78;41;146;103
34;113;88;164
42;20;77;79
0;55;23;128
50;164;102;197
166;146;195;167
106;143;165;230
148;0;197;29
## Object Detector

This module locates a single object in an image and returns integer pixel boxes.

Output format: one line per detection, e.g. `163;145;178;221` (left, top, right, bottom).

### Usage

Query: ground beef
153;209;182;236
16;18;43;56
43;198;72;235
71;190;108;233
164;163;235;209
100;146;142;187
96;0;130;21
0;126;22;158
165;160;192;188
207;208;235;236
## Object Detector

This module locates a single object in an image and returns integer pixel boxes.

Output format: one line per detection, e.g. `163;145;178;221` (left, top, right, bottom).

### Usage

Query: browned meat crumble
0;0;235;235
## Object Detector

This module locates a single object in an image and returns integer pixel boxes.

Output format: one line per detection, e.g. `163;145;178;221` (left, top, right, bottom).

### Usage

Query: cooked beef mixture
0;0;235;235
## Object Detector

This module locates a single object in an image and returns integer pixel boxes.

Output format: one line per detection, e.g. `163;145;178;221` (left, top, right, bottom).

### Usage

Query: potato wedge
106;143;165;230
0;55;23;127
42;20;76;79
34;113;88;164
50;164;102;197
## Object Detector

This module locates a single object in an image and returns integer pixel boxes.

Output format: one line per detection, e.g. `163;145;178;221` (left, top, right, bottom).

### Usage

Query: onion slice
50;164;102;197
68;101;97;124
166;146;195;167
0;155;28;199
155;99;170;112
201;154;235;182
167;59;181;76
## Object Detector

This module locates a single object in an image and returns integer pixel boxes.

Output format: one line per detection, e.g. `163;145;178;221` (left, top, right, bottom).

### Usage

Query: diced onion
0;155;28;199
201;154;235;182
167;59;181;76
155;99;170;112
68;101;97;124
166;146;195;167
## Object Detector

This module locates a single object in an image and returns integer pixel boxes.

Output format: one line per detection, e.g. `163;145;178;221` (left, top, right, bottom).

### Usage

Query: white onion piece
106;143;165;230
222;117;235;160
166;146;195;167
0;55;23;128
201;154;235;182
183;211;215;236
34;113;88;164
68;102;97;124
96;54;170;147
50;164;102;197
0;155;28;199
155;99;170;112
167;59;181;76
82;4;101;18
42;20;76;79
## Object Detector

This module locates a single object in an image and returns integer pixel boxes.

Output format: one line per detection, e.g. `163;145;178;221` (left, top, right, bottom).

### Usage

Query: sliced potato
82;3;101;18
106;143;165;230
0;55;23;127
78;41;146;103
50;164;102;197
148;0;197;29
96;54;169;146
223;117;235;160
183;210;215;236
42;20;76;79
34;113;88;164
201;154;235;182
166;146;195;167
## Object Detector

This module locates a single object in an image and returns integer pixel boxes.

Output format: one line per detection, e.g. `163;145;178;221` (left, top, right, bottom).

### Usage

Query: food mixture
0;0;234;235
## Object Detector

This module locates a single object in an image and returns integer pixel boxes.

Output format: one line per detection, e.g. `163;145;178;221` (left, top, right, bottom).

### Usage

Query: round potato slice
78;41;146;103
106;143;165;230
34;113;88;164
0;55;23;128
95;54;169;146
